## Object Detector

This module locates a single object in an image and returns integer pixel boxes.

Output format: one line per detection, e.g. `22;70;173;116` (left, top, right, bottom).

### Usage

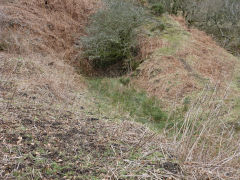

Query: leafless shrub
184;0;240;55
149;0;240;55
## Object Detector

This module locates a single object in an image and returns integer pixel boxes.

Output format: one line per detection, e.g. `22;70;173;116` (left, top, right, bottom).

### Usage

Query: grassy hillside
135;15;240;109
0;0;240;179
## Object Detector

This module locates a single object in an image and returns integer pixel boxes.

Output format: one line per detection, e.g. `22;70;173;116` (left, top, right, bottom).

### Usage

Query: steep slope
134;16;240;116
0;0;98;60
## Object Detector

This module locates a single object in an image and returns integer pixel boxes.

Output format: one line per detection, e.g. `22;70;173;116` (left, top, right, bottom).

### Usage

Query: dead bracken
1;0;240;179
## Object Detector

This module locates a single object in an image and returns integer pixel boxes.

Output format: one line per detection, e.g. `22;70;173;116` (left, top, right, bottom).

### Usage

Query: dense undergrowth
147;0;240;55
81;0;146;71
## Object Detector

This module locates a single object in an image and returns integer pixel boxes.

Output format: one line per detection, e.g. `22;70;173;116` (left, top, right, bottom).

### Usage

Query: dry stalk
166;82;240;178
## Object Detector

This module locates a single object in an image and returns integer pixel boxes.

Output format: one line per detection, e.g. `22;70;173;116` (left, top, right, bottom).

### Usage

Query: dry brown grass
138;36;167;60
1;51;239;179
166;84;240;179
0;0;99;60
0;52;85;101
0;52;184;179
131;16;240;179
1;1;240;179
134;15;239;108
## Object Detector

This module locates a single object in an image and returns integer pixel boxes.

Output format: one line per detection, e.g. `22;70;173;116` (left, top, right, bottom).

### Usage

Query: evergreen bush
81;0;146;70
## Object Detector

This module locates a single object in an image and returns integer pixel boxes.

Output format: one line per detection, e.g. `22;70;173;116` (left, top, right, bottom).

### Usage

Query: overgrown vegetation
81;0;147;71
150;2;165;16
88;78;167;129
148;0;240;55
168;85;240;178
87;79;240;178
1;0;240;179
148;0;187;15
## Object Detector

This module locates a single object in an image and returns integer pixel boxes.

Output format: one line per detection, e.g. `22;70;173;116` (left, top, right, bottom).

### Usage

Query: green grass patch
142;15;190;57
88;78;167;130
